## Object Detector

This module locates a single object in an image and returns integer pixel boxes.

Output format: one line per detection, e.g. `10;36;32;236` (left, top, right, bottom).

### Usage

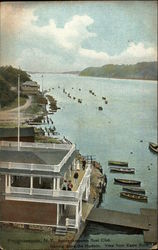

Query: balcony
5;162;92;204
0;141;75;173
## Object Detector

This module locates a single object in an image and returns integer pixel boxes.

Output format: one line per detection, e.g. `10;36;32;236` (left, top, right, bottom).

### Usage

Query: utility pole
18;72;20;151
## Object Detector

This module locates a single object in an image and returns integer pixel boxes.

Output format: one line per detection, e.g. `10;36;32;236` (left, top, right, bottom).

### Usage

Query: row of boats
62;87;109;109
108;160;148;202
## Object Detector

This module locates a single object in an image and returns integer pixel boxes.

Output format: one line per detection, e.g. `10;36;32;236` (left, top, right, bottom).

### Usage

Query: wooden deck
87;208;149;229
140;208;157;243
87;208;157;243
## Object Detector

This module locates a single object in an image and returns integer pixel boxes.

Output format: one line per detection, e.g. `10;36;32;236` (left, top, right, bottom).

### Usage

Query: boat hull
123;187;145;194
108;161;128;167
120;192;147;202
110;167;135;174
149;142;158;153
114;178;141;186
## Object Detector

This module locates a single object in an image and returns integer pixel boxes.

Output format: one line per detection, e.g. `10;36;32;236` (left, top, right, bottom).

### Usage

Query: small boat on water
114;178;141;186
110;167;135;174
122;187;145;194
120;192;147;202
108;161;128;167
149;142;158;153
78;99;82;103
98;106;103;111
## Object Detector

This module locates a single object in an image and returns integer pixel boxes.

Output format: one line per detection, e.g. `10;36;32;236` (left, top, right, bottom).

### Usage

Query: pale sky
0;1;157;72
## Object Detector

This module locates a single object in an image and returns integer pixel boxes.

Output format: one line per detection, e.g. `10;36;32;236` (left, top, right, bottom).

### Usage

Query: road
0;96;32;123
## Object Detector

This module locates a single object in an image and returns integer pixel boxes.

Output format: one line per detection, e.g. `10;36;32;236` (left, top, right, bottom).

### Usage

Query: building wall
0;200;57;225
0;175;5;201
0;137;34;142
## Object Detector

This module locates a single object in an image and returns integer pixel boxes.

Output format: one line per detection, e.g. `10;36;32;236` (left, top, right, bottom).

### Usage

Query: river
31;73;157;249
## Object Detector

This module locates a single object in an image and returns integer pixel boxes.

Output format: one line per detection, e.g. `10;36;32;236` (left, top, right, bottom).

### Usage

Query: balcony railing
0;141;72;150
5;163;92;202
0;144;75;173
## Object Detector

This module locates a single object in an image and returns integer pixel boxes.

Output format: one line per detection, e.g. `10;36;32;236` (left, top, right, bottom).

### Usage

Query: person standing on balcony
73;171;79;186
62;180;67;190
82;159;86;170
67;180;73;191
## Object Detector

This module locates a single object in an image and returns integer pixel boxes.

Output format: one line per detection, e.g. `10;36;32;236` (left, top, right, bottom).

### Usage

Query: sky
0;1;157;72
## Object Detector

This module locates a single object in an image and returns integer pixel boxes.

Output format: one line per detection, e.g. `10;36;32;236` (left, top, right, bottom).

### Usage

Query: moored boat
120;192;147;202
98;106;103;111
78;99;82;103
110;167;135;174
122;187;145;194
149;142;158;153
108;161;128;167
114;178;141;186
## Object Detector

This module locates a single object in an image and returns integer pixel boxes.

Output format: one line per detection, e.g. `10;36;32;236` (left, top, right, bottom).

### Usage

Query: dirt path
0;96;32;122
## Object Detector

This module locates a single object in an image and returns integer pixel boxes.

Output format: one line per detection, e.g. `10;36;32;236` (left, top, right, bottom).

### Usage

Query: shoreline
79;74;157;82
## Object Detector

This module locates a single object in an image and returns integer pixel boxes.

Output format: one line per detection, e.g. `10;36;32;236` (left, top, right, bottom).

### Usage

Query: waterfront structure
0;141;91;231
21;81;40;95
0;127;35;142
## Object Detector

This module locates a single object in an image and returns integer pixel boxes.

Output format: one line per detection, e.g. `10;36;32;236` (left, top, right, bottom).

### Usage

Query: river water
31;73;157;249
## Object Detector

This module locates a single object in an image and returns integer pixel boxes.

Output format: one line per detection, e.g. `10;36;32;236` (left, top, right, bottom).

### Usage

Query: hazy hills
79;62;157;81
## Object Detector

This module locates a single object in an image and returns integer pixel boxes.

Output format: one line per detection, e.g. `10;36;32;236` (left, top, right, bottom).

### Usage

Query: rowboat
149;142;158;153
78;99;82;103
114;178;141;186
120;192;147;202
98;106;103;111
108;161;128;167
122;187;145;194
110;167;135;174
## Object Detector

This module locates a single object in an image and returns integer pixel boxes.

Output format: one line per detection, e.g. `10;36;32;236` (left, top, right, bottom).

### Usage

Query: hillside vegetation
0;66;31;108
80;62;157;81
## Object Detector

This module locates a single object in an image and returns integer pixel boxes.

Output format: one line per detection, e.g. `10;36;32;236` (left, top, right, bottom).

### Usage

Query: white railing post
80;199;82;218
57;178;60;190
53;178;56;190
57;204;59;225
8;174;11;193
30;176;33;195
75;204;79;229
5;174;8;193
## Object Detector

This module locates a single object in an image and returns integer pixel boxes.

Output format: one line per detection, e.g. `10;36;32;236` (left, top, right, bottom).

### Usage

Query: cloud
0;3;157;71
0;2;37;35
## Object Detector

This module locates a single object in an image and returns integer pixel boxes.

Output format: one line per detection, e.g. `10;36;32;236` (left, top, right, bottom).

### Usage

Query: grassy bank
24;95;47;115
1;97;27;111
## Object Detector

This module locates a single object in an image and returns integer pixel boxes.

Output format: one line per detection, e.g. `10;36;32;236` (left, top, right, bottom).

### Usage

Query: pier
87;208;157;243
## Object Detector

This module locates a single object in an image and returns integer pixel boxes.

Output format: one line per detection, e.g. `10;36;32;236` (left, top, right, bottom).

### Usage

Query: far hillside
0;66;31;108
79;62;157;81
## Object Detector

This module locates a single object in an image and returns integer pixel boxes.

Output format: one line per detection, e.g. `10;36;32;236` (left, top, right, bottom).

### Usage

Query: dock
87;208;157;243
140;208;157;243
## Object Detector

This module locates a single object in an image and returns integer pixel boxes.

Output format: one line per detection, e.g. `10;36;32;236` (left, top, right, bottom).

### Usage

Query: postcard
0;1;157;250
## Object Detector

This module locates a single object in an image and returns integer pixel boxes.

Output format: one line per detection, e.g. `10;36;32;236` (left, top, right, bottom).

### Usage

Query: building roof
0;127;34;138
22;81;39;87
0;148;68;165
0;149;78;177
0;150;78;177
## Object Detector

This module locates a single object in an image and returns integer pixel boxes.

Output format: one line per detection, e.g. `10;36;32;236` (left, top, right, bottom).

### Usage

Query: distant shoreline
79;74;157;82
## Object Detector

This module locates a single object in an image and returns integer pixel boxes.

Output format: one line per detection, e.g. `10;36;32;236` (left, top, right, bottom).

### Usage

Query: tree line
0;66;31;108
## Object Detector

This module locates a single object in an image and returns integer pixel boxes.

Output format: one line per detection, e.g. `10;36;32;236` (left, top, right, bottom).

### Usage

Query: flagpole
18;72;20;151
